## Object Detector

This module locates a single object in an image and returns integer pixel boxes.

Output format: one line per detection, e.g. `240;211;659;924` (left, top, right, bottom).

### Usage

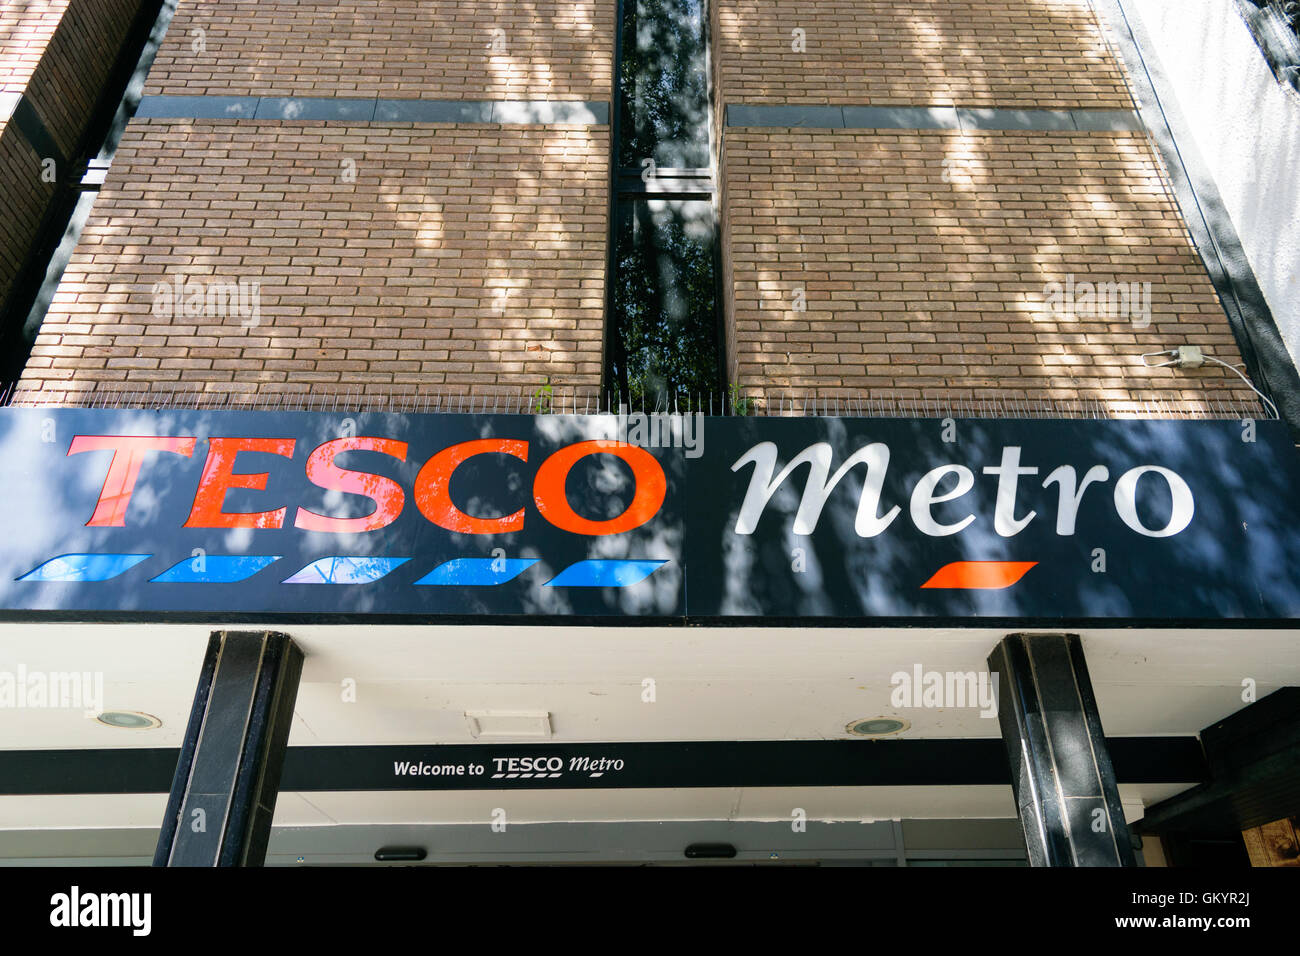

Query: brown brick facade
6;0;1271;418
0;127;57;305
21;0;143;157
712;0;1259;414
0;0;145;309
15;119;609;405
145;0;614;100
0;1;68;96
723;128;1256;413
716;0;1131;108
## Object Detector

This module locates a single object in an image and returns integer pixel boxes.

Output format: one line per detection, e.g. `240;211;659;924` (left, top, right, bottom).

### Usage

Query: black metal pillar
155;630;303;867
988;633;1136;867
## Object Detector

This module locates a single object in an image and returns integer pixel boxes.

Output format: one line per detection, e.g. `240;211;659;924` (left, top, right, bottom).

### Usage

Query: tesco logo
492;756;564;774
66;435;667;536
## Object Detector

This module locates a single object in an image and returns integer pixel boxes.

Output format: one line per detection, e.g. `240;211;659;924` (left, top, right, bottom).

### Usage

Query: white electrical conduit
1141;348;1280;418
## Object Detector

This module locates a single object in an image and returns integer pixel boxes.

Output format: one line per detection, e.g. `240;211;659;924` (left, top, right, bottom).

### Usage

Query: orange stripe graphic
920;561;1038;590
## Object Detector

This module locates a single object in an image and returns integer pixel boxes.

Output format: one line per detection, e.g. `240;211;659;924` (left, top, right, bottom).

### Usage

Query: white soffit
0;621;1294;750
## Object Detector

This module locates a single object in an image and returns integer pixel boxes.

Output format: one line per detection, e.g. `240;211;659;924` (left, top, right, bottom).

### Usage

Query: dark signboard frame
0;407;1297;627
0;738;1208;794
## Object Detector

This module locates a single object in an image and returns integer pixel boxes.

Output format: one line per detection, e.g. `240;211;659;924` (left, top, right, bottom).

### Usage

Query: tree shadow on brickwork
480;0;609;100
21;117;611;408
721;1;1268;416
731;127;1264;417
719;0;1125;107
0;1;42;86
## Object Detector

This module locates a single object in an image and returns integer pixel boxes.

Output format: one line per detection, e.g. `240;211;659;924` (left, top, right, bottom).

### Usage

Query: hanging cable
1201;354;1280;419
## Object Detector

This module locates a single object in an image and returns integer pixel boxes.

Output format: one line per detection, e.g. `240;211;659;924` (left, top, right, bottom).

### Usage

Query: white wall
1130;0;1300;369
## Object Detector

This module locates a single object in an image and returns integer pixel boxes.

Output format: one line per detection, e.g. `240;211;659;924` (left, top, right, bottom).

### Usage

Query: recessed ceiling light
95;711;161;730
846;717;909;737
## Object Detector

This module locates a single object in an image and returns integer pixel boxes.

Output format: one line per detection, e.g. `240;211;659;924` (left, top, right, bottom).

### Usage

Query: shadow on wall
711;0;1269;416
14;118;610;409
0;0;50;91
716;0;1130;107
146;0;612;100
726;126;1265;417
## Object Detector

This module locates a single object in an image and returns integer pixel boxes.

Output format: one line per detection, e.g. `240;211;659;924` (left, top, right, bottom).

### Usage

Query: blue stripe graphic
15;554;668;588
18;553;151;583
282;556;409;584
151;555;281;584
544;559;668;587
413;558;538;586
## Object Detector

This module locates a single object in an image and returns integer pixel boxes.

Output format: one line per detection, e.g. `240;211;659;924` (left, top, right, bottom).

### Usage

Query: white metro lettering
732;442;1194;538
1113;465;1194;537
568;757;625;772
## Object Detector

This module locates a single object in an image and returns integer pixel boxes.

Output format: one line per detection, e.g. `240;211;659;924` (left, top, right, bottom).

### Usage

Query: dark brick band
725;103;1144;131
135;94;610;125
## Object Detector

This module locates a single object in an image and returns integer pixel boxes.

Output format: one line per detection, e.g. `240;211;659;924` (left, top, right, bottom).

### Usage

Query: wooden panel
1242;817;1300;867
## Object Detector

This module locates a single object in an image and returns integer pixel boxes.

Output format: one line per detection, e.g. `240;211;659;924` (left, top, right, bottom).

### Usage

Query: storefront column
154;630;303;867
987;633;1136;867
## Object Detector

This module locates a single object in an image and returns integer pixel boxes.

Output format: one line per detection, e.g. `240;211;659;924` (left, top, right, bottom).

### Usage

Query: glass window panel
609;198;721;405
617;0;712;170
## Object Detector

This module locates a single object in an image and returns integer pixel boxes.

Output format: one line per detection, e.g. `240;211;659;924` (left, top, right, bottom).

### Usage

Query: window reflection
609;0;722;407
617;0;712;170
610;199;721;406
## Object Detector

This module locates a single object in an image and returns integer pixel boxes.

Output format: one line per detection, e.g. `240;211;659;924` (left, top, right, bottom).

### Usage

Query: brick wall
0;0;67;308
145;0;613;100
10;0;1269;417
0;0;146;310
15;119;609;405
713;0;1262;414
0;0;69;95
724;128;1257;413
23;0;143;157
716;0;1131;108
0;128;57;303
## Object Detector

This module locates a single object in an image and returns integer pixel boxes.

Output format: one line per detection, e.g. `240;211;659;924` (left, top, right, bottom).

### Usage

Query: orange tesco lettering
69;434;666;536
